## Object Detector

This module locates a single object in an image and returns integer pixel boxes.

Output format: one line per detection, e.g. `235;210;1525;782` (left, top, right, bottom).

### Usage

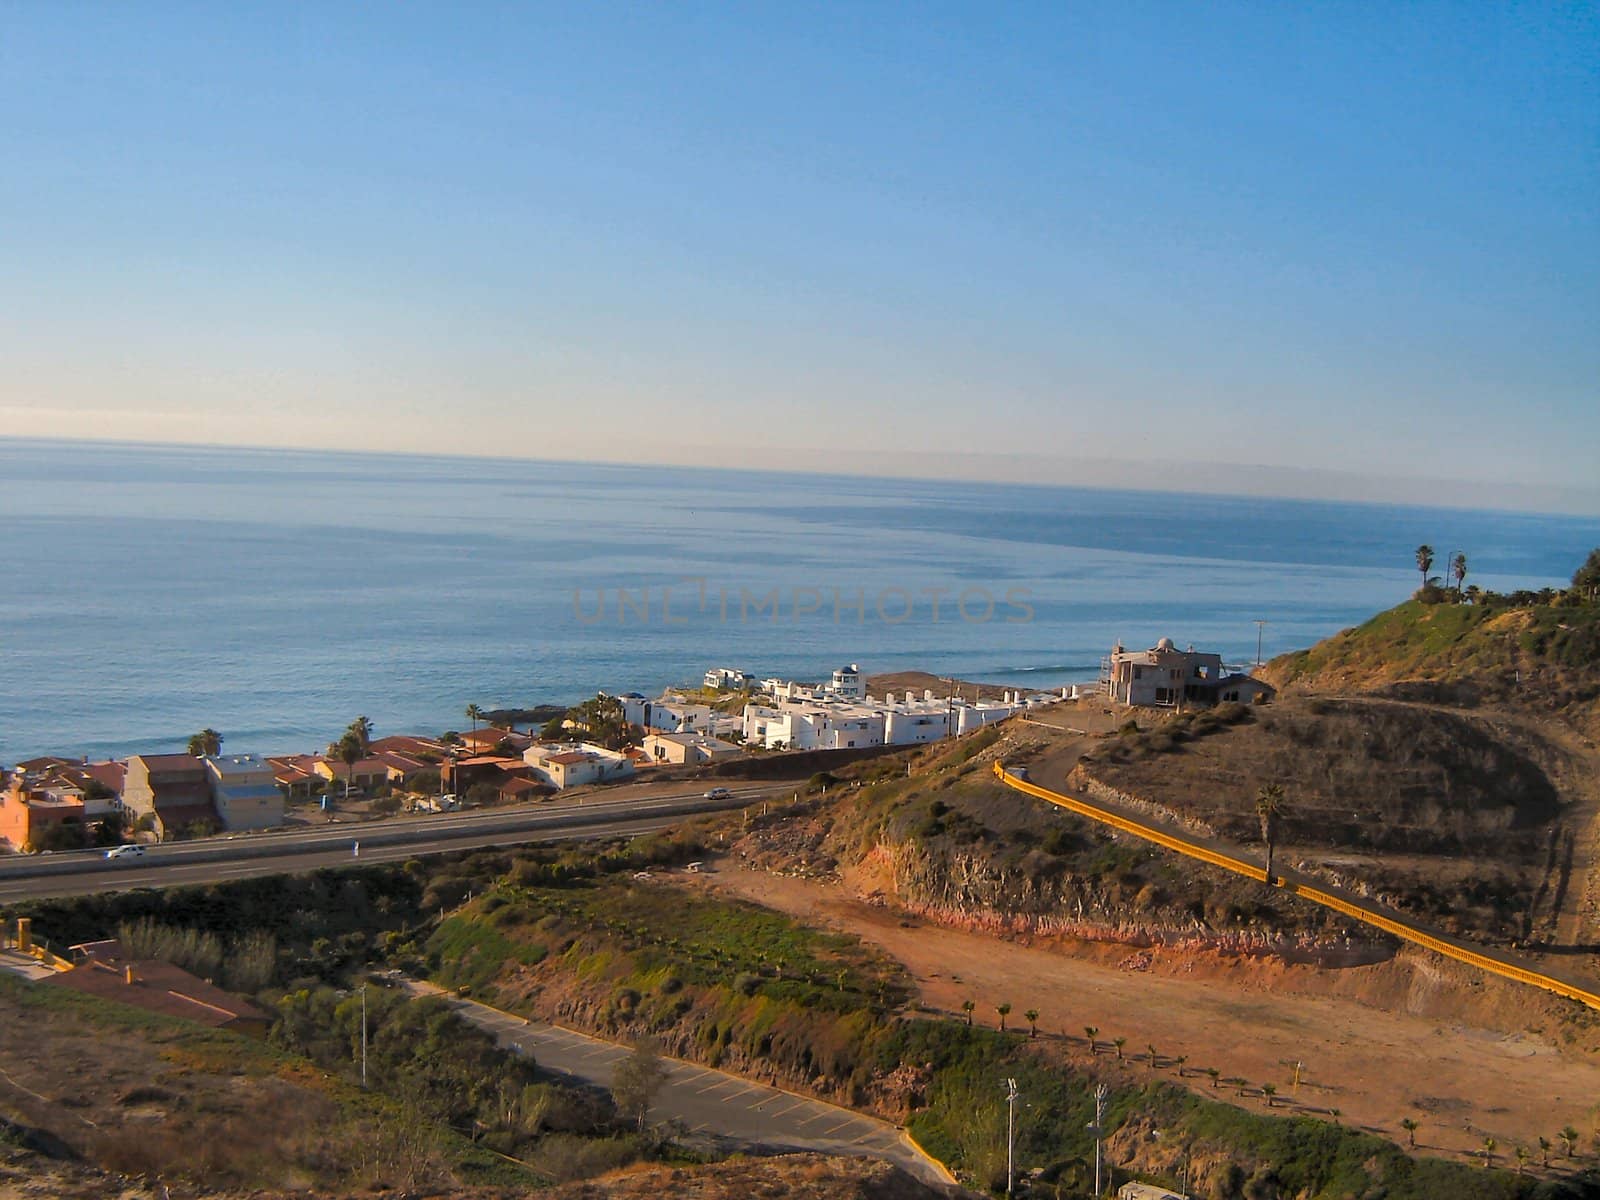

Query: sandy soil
699;862;1600;1169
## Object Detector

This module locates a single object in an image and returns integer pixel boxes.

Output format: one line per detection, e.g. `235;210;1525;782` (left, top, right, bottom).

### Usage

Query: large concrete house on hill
1102;638;1274;709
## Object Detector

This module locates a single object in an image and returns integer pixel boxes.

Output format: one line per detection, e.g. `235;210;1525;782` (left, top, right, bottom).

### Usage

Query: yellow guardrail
992;762;1600;1013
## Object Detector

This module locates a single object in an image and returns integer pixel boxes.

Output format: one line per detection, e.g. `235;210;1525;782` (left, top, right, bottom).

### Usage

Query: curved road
402;980;956;1191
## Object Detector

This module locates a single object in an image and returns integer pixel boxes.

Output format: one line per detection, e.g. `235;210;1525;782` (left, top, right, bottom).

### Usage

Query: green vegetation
270;983;648;1178
0;969;524;1191
1265;596;1600;727
186;727;223;757
14;819;1600;1198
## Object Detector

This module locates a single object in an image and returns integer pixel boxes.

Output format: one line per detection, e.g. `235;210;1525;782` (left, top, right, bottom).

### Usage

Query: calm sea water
2;438;1595;763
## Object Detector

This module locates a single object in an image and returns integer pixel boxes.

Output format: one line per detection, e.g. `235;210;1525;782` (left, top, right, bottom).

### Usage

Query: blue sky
2;4;1596;509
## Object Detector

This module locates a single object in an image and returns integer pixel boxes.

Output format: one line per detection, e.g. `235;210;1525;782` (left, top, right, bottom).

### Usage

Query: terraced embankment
993;762;1600;1012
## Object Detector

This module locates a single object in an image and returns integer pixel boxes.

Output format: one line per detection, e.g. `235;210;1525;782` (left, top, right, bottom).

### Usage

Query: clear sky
2;4;1596;510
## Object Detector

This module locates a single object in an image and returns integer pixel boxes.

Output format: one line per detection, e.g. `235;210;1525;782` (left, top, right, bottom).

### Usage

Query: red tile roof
368;735;446;757
454;754;523;768
81;762;126;792
373;751;429;773
14;756;74;772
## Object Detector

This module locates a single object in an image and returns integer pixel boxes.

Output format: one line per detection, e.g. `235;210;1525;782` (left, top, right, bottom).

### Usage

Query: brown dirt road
700;862;1600;1168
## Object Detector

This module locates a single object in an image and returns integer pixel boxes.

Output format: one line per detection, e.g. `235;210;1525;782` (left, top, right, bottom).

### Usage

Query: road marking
822;1119;855;1136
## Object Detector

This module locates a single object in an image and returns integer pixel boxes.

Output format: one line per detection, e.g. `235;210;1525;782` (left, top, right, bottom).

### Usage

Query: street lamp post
360;982;368;1089
1089;1081;1108;1196
1003;1077;1019;1196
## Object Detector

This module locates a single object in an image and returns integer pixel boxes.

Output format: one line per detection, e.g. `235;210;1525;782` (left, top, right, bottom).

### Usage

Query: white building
524;743;635;790
826;664;865;699
742;686;1063;751
642;732;742;765
742;700;886;751
611;692;650;728
641;697;713;733
703;667;752;691
205;755;285;832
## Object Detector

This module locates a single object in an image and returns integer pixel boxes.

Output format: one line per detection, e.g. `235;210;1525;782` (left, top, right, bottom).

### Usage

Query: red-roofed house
372;751;432;785
0;770;86;851
498;776;554;803
314;756;389;794
267;754;323;799
367;734;447;760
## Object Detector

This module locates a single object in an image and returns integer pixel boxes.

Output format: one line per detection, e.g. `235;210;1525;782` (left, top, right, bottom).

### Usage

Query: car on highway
703;786;731;800
104;844;147;863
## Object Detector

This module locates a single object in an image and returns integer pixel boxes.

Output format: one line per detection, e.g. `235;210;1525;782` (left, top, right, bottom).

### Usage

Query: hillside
1261;598;1600;736
1075;697;1584;947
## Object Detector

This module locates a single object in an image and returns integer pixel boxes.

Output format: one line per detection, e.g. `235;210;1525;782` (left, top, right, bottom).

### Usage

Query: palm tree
996;1002;1011;1032
1261;1083;1277;1107
1452;553;1468;597
1401;1117;1419;1149
1560;1126;1579;1158
329;731;363;801
1538;1136;1552;1167
1481;1136;1496;1169
1145;1044;1158;1071
465;703;484;737
1416;545;1435;591
347;716;374;752
1514;1145;1529;1175
187;728;223;757
1024;1008;1040;1038
1174;1055;1188;1077
961;999;975;1026
1205;1067;1220;1088
1084;1026;1099;1053
1256;782;1286;885
1112;1036;1126;1061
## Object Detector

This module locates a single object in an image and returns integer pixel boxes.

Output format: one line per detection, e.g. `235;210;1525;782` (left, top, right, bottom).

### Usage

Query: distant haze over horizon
1;9;1594;503
7;434;1599;519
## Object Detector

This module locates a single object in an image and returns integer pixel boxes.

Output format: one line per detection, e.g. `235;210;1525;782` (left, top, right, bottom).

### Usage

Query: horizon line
3;431;1598;521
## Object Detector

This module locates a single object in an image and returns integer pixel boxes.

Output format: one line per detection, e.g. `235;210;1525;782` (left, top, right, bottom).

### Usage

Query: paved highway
0;781;793;902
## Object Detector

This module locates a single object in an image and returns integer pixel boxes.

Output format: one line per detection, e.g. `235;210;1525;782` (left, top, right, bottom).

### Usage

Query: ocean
2;438;1595;763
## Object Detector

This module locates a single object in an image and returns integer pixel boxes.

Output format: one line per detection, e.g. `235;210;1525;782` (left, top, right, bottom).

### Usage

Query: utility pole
1003;1077;1019;1196
360;982;368;1089
1089;1081;1108;1196
1253;619;1269;669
